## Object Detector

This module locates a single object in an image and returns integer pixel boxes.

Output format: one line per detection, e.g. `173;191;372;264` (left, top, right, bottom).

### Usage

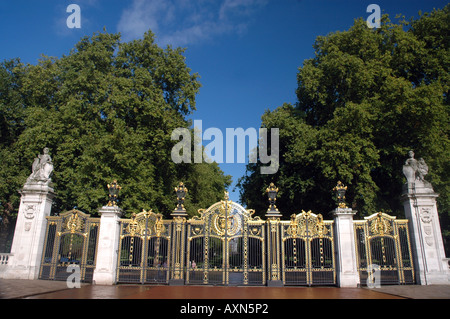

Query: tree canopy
238;4;449;245
0;30;231;229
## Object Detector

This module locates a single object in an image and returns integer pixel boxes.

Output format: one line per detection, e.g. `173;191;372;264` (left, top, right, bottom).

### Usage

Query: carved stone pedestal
401;182;449;285
3;182;55;280
332;208;360;287
92;206;123;285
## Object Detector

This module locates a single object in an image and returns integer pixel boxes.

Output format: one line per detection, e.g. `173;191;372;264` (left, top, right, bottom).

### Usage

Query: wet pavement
23;285;403;299
0;279;449;299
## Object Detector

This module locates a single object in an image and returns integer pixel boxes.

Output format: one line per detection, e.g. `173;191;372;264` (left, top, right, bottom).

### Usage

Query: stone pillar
92;205;122;285
3;147;56;280
401;183;449;285
332;207;360;287
4;182;55;280
401;151;449;285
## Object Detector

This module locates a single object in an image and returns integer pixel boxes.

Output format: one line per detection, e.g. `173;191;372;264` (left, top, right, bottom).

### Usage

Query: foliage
0;30;231;225
238;5;449;233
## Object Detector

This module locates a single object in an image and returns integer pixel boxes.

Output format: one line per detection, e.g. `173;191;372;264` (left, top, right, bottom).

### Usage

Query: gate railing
35;183;416;287
184;200;266;286
115;201;336;286
280;211;335;286
354;212;415;285
39;210;100;282
116;210;172;284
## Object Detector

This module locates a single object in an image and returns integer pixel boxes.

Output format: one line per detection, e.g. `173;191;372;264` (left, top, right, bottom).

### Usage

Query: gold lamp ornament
173;182;188;216
333;181;348;209
107;180;122;207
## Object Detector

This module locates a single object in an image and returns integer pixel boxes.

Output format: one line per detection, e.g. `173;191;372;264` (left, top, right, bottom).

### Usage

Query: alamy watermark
366;264;381;288
66;4;81;29
66;264;81;288
171;120;279;174
366;4;381;29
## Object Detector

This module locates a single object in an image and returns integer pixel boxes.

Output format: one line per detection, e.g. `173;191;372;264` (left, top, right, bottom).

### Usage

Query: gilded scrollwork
57;210;88;237
286;210;329;238
122;210;168;238
368;212;394;237
123;212;146;238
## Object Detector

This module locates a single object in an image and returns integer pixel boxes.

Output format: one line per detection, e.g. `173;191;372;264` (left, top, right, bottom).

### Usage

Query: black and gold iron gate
39;210;100;282
116;210;172;284
280;211;335;286
354;212;415;285
185;198;266;285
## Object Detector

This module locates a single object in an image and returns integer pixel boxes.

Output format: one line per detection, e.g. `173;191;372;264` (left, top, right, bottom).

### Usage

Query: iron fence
116;210;172;284
281;211;335;286
354;212;415;285
39;210;99;282
37;201;415;287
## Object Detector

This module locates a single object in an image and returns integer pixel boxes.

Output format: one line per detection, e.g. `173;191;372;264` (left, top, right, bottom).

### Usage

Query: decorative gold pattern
286;211;329;238
40;210;100;282
56;210;91;237
186;199;266;285
354;213;415;285
333;181;348;208
124;213;146;238
281;210;335;285
107;180;122;207
369;212;394;236
66;211;84;234
116;209;172;283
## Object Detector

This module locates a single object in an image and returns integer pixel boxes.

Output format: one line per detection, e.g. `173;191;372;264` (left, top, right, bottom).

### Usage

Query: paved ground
0;279;449;299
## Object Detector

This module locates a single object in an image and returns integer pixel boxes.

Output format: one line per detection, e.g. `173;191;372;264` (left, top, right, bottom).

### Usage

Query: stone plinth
332;207;360;287
401;181;449;285
92;205;123;285
3;182;55;280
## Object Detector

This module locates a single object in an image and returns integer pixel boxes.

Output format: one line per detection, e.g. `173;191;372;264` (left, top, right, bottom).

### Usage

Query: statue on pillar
402;150;432;189
26;147;53;184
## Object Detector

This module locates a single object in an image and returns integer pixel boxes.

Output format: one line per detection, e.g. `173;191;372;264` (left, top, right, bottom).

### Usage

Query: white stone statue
402;150;431;189
417;158;428;182
26;147;53;184
403;150;417;183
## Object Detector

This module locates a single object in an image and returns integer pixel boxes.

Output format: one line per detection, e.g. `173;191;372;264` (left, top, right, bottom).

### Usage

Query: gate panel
281;211;335;286
186;226;205;284
117;236;144;283
246;222;265;285
185;199;265;286
116;210;171;284
310;237;335;285
39;210;100;282
282;238;307;285
397;222;415;283
39;222;57;280
354;212;415;285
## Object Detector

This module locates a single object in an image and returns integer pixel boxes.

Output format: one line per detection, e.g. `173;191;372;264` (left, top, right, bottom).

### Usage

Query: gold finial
107;180;122;206
333;181;348;209
174;182;188;212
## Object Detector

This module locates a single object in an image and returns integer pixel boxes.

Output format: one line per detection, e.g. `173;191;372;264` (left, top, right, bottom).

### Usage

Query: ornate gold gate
39;210;100;282
280;211;335;285
116;210;172;283
185;197;266;285
354;212;415;285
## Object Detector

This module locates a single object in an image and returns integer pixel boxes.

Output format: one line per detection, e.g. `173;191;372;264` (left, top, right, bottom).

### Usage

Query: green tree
238;4;449;245
0;29;231;236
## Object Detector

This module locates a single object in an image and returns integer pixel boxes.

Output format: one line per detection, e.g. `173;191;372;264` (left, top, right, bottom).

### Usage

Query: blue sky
0;0;446;204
